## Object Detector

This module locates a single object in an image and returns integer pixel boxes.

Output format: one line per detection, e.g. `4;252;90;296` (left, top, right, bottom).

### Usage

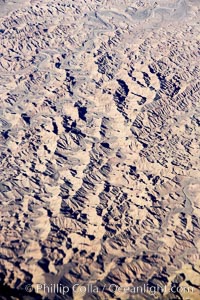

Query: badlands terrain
0;0;200;299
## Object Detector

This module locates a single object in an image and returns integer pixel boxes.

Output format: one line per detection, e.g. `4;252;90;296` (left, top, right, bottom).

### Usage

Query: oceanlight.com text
25;282;195;297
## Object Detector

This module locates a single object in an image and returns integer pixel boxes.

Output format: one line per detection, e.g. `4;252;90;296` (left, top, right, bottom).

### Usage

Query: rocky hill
0;0;200;299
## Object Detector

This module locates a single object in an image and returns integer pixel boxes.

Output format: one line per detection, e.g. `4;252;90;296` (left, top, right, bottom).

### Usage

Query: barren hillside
0;0;200;299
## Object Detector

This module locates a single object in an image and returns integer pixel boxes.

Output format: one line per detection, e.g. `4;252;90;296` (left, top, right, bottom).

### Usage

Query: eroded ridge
0;0;200;299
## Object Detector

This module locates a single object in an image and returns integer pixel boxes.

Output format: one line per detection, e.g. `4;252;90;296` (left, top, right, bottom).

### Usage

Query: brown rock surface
0;0;199;299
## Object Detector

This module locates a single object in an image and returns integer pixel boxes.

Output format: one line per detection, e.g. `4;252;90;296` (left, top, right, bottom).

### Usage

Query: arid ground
0;0;200;299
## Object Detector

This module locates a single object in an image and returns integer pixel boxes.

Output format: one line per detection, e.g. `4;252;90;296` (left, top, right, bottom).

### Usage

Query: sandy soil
0;0;200;299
